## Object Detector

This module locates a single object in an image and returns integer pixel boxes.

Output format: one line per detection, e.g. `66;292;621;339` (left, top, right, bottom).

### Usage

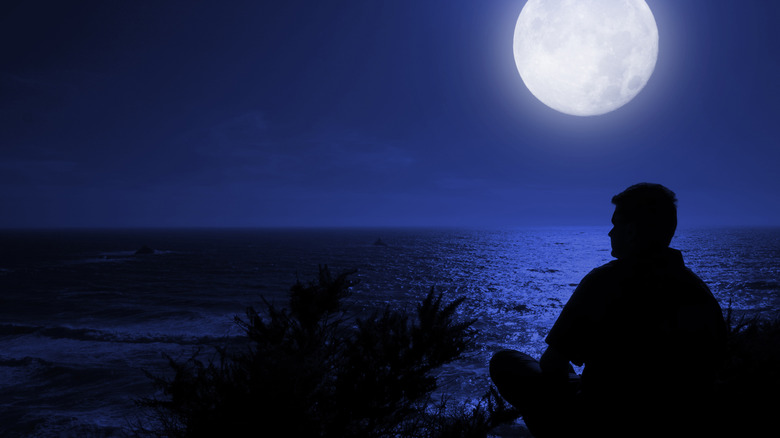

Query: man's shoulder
592;259;621;272
572;260;624;295
582;260;622;281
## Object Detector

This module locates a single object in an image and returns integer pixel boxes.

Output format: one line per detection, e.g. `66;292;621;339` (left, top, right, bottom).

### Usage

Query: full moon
513;0;658;116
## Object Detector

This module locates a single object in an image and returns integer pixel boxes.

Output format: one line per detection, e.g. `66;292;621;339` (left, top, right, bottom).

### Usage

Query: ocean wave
743;280;780;291
97;249;178;258
0;322;243;346
0;355;56;368
63;249;182;267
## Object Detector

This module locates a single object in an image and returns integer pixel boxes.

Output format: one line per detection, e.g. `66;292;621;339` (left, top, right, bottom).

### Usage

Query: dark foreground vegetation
134;267;519;437
715;308;780;436
134;267;779;437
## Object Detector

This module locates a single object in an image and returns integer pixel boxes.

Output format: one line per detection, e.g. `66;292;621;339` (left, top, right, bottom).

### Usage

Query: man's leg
489;350;580;437
489;350;545;414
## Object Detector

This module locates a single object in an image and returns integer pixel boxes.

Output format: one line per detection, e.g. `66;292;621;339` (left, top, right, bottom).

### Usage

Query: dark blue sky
2;0;778;228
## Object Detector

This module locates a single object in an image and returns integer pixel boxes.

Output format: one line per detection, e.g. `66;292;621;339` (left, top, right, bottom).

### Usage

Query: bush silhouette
713;311;780;436
136;266;518;437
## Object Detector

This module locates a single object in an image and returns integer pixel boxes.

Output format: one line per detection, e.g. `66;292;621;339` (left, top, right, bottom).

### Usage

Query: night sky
2;0;778;228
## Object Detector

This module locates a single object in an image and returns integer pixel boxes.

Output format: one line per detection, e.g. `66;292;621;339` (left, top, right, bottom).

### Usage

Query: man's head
609;183;677;259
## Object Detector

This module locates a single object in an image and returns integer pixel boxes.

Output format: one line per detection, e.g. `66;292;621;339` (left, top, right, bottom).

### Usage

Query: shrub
136;266;518;437
715;312;780;436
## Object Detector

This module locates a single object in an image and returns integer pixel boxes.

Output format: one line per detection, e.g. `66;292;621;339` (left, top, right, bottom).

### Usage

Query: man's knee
490;350;542;381
489;350;544;405
490;350;517;385
489;349;515;380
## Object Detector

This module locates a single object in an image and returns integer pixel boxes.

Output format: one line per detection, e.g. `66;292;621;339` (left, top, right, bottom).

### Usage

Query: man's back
546;247;726;430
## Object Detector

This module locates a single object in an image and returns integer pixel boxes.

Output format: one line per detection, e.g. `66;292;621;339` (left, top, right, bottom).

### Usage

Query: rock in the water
135;245;155;255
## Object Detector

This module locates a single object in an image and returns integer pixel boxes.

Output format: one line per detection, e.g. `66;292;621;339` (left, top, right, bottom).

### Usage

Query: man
490;183;727;437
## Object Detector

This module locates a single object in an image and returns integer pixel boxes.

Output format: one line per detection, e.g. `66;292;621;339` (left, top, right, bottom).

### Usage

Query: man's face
608;209;636;259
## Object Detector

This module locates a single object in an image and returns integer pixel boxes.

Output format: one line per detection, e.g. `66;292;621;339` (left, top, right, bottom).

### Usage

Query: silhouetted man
490;183;727;437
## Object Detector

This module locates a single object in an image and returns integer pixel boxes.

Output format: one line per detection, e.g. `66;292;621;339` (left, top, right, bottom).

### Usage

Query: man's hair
612;183;678;249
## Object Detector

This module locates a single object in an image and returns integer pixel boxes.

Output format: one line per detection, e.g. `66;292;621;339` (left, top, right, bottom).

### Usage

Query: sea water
0;227;778;436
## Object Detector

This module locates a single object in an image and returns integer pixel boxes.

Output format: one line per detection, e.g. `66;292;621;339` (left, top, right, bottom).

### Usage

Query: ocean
1;227;778;437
